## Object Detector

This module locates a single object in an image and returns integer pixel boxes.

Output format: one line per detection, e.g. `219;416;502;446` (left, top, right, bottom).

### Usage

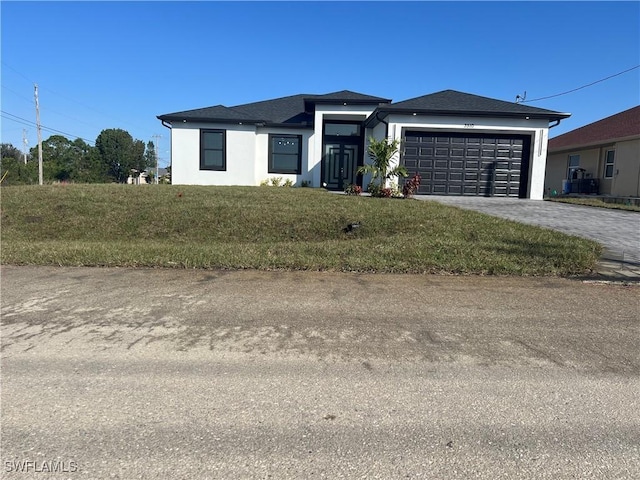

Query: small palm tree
357;137;408;191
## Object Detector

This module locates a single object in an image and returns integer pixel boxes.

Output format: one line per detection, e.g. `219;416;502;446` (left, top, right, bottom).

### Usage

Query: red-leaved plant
402;172;422;198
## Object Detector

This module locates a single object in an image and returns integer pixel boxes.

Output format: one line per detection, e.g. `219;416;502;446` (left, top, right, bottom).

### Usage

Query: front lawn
546;196;640;212
0;185;602;275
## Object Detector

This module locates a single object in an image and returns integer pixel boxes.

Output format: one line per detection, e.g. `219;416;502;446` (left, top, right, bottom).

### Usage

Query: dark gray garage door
401;132;531;197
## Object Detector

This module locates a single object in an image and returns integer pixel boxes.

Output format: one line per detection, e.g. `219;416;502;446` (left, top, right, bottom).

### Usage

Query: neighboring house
126;167;169;185
127;170;149;185
545;105;640;197
157;89;570;199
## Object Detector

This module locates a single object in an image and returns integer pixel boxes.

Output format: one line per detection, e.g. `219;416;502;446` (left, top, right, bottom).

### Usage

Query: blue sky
2;1;639;167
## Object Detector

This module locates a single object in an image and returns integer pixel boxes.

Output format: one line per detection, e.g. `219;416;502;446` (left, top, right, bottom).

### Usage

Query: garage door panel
434;159;449;169
418;159;433;169
404;159;417;169
404;146;418;156
401;131;530;197
465;160;480;169
466;148;481;157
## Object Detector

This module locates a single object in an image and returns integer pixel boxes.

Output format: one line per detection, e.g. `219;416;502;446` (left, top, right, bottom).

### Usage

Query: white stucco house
157;90;570;199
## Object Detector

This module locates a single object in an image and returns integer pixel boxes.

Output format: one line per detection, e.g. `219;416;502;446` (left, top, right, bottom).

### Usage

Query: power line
2;61;151;133
1;110;95;145
521;65;640;103
2;84;106;132
2;84;34;104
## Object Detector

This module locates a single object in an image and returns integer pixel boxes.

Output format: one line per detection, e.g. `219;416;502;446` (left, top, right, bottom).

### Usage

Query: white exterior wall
312;105;378;187
386;114;550;199
171;122;257;185
254;127;314;186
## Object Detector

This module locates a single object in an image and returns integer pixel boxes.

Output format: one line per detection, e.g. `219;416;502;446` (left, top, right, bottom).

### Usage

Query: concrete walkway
416;196;640;280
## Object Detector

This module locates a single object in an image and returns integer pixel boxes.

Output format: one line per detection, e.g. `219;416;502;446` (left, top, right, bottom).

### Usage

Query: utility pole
22;129;28;164
34;84;43;185
152;134;162;184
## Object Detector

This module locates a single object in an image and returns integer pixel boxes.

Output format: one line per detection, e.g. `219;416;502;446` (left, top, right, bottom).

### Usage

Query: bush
367;182;381;197
283;179;294;188
344;184;362;196
269;177;283;187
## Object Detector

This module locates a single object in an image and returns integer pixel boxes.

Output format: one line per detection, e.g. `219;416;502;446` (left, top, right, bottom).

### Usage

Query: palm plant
357;137;408;191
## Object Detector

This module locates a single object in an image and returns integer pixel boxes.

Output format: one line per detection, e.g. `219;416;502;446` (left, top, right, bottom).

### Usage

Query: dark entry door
323;142;359;190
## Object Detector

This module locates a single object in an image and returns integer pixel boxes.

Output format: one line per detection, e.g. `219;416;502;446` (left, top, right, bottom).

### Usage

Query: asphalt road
1;266;639;479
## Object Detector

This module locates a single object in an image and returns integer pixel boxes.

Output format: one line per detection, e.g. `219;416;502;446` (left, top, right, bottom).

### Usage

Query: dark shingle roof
158;89;570;127
548;105;640;151
304;90;391;103
375;90;570;120
158;90;389;126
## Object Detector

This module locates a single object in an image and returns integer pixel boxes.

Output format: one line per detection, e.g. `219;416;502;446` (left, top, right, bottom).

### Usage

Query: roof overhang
365;108;571;128
157;115;266;125
548;133;640;154
304;97;391;113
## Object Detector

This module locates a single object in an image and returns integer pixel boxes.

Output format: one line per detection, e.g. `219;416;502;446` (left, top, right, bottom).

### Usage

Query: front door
322;121;364;190
323;142;359;190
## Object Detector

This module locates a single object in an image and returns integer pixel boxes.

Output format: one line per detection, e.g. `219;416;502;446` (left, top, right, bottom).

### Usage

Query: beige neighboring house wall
545;106;640;198
613;138;640;197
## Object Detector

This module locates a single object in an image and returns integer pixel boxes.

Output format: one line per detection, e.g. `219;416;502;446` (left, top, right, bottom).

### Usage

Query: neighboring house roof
365;90;570;126
158;89;569;128
157;90;390;127
548;105;640;152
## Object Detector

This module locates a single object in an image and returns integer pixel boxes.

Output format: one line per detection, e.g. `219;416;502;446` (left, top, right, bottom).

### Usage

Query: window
568;154;580;179
269;134;301;174
324;123;361;137
604;149;615;178
200;130;226;171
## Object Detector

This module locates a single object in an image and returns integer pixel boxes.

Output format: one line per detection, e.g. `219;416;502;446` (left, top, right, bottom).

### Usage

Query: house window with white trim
568;154;580;179
269;134;302;174
200;129;226;171
604;149;615;178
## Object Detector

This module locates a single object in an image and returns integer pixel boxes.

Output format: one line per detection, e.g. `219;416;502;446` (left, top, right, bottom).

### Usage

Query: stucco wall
254;128;313;186
312;105;378;188
386;115;547;199
171;122;257;186
545;140;639;197
612;138;640;197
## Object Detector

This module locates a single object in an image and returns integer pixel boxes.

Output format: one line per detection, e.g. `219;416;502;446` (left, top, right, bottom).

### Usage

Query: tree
70;138;108;183
143;140;156;174
95;129;145;183
38;135;75;181
1;143;37;185
357;137;408;192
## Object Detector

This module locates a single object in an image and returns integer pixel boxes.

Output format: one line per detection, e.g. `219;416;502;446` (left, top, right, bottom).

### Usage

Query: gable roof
158;90;390;127
365;90;570;127
548;105;640;152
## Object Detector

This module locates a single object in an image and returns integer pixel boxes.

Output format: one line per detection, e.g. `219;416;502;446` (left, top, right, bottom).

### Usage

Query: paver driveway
417;196;640;276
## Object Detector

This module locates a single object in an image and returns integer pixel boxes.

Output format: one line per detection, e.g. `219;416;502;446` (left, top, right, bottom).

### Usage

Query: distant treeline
1;128;159;185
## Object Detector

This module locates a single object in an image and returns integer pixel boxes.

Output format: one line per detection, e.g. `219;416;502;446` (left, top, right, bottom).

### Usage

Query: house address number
464;123;475;128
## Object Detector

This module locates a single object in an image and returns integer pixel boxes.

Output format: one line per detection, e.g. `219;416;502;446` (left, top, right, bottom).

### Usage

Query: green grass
546;197;640;212
1;184;602;275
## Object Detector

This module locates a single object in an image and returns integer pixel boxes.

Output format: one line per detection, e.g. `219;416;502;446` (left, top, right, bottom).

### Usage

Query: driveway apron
416;196;640;279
